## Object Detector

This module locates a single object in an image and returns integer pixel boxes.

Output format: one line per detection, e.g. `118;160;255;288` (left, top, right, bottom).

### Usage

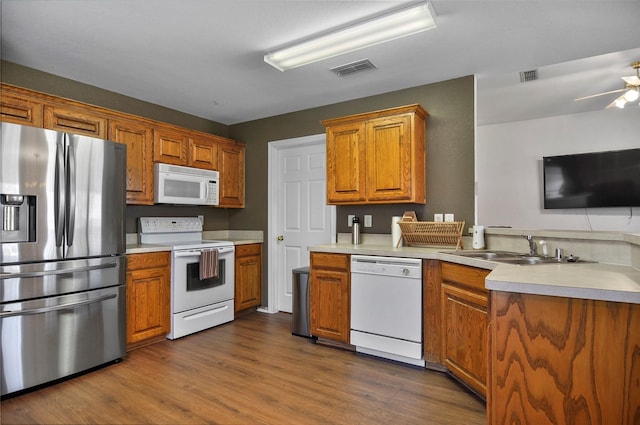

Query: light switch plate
434;214;443;222
364;215;372;227
348;214;355;227
445;213;455;222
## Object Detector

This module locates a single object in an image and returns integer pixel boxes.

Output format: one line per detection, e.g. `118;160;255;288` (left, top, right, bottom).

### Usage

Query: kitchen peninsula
309;229;640;425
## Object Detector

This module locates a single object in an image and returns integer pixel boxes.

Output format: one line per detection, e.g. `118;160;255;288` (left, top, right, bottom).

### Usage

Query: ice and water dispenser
1;194;36;243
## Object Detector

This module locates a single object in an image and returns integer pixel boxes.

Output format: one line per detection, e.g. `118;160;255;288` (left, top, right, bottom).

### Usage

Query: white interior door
267;135;335;313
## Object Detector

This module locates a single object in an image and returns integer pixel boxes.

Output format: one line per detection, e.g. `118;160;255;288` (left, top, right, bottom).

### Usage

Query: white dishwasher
350;255;424;367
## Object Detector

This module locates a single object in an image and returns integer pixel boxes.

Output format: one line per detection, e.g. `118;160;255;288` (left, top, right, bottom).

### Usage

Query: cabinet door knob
277;235;284;241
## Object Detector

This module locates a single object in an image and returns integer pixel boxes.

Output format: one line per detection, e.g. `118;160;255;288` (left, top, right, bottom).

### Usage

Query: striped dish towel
200;249;219;279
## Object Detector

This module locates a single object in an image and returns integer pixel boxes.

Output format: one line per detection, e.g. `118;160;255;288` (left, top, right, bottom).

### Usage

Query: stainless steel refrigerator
0;122;127;396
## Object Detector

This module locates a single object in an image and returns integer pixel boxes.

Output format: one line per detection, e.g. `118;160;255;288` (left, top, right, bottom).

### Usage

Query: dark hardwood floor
1;312;486;424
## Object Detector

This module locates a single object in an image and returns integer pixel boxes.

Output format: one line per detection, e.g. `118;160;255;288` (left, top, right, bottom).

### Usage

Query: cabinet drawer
441;262;489;292
311;252;350;272
236;243;261;257
127;252;170;270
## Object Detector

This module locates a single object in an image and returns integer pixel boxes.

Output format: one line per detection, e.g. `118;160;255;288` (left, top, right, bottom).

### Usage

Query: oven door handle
174;247;234;257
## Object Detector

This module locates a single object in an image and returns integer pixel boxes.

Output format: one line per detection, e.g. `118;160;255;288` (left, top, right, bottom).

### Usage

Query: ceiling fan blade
574;88;625;101
621;75;640;86
605;94;626;109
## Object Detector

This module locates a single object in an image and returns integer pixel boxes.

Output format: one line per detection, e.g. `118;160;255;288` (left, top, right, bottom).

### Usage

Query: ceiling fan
575;61;640;109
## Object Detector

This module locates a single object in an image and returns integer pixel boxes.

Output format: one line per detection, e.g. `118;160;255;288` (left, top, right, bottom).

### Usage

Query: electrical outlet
445;213;455;222
364;215;372;227
468;227;474;235
348;214;355;227
434;213;443;222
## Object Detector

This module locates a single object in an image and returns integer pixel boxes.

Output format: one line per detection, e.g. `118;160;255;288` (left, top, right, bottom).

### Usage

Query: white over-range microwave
154;163;219;206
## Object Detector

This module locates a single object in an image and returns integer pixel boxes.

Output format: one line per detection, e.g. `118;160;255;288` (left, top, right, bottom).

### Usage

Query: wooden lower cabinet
488;291;640;425
126;252;171;350
440;262;490;398
309;252;350;343
234;243;262;313
423;259;443;366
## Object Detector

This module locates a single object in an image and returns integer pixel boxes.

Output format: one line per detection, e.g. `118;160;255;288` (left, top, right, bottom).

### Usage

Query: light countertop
310;242;640;305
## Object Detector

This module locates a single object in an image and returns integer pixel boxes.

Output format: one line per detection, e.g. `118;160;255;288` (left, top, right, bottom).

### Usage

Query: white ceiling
2;1;639;125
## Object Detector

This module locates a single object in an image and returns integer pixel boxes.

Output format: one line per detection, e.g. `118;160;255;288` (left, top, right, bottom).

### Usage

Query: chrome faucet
522;234;538;256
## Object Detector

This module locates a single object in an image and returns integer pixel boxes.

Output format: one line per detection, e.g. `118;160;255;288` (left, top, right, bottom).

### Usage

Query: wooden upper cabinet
218;142;245;208
326;122;366;203
323;104;427;205
1;84;246;208
154;127;189;165
108;118;154;205
43;104;107;138
189;136;218;170
366;114;417;202
0;91;44;127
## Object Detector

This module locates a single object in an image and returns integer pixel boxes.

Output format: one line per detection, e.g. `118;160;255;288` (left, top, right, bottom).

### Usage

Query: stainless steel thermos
352;216;361;245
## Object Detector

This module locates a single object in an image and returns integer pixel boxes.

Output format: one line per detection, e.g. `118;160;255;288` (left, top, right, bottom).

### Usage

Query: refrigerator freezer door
64;134;126;259
0;255;125;303
0;285;126;396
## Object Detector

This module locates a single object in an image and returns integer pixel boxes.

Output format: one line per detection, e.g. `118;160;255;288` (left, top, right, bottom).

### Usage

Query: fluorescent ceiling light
264;1;437;71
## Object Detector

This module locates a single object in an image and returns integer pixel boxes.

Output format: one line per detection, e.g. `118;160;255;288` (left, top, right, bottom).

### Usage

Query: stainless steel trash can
292;266;311;337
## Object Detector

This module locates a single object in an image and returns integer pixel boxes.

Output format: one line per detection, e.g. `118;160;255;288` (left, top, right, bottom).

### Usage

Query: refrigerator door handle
54;138;66;248
66;141;76;245
0;260;118;280
0;292;117;318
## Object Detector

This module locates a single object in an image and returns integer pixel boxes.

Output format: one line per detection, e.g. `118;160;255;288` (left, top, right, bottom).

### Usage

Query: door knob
277;235;284;241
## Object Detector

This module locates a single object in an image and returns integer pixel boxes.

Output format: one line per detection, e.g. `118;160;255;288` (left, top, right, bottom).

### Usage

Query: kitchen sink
449;251;521;260
446;250;593;265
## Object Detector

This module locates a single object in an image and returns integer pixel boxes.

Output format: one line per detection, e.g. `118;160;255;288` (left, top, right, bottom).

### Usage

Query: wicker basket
398;213;465;250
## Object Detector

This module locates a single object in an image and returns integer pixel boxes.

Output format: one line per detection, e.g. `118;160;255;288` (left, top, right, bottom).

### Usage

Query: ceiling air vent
330;59;376;77
519;69;538;82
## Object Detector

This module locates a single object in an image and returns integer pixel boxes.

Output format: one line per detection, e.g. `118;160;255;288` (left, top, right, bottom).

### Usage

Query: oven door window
186;259;225;291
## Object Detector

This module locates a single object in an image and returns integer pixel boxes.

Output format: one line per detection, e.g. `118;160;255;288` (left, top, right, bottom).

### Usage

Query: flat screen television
543;148;640;209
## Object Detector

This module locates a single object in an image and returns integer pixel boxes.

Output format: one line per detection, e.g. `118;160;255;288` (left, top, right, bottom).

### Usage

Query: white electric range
139;217;235;339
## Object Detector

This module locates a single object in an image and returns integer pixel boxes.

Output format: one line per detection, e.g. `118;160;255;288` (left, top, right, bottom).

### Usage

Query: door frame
263;134;336;314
